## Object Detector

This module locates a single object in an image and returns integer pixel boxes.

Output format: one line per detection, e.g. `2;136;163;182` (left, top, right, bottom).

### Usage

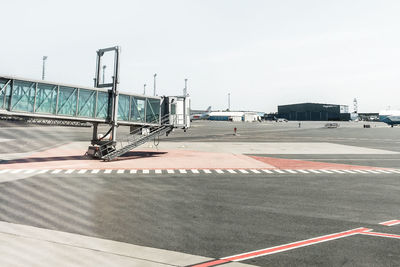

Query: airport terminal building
278;103;350;121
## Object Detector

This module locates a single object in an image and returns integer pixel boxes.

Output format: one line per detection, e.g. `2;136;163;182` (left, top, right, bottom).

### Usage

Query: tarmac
0;120;399;266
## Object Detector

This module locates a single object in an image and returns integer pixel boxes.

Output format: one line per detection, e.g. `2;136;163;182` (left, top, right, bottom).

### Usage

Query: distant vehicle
276;118;288;122
379;110;400;127
190;106;211;121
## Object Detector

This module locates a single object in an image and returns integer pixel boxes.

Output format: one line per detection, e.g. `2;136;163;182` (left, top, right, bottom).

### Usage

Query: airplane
379;110;400;127
190;106;211;121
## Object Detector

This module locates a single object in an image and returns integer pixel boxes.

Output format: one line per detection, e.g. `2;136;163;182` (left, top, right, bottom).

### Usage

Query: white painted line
142;169;150;174
10;169;23;174
308;170;321;173
65;169;75;174
0;169;10;174
117;170;125;174
91;169;99;174
167;170;175;174
354;170;368;174
51;169;62;174
78;169;87;174
274;170;285;174
250;169;261;174
331;170;345;174
203;169;212;174
155;170;162;174
342;170;357;174
376;170;391;174
191;169;200;174
365;170;380;174
388;169;400;174
215;169;224;174
37;170;49;174
104;170;112;174
284;170;297;174
227;169;237;174
262;170;273;174
179;169;187;174
298;170;309;174
320;170;333;174
129;170;137;174
239;169;249;174
24;169;35;174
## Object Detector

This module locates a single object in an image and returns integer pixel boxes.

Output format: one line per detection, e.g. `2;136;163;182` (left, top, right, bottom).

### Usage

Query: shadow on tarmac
0;151;168;164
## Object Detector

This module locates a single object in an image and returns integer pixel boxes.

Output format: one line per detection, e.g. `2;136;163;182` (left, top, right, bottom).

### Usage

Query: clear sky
1;0;399;112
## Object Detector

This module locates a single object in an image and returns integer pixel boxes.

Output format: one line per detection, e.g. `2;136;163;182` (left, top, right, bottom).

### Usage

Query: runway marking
262;169;273;174
190;228;370;267
354;170;368;174
379;220;400;226
342;170;357;174
360;231;400;239
2;168;398;177
376;170;391;174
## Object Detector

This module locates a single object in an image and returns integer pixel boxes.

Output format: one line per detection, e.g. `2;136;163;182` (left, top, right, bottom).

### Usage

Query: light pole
143;83;147;95
42;56;48;80
153;73;157;96
102;65;106;84
228;93;231;111
184;78;188;96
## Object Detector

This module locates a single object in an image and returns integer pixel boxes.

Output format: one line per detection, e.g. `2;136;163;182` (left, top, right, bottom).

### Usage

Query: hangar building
278;103;350;121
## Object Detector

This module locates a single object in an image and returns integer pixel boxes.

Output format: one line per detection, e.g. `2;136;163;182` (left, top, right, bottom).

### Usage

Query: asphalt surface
0;172;399;266
0;120;400;266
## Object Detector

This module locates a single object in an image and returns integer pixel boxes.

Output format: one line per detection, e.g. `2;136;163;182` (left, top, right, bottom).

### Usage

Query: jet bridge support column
87;46;120;158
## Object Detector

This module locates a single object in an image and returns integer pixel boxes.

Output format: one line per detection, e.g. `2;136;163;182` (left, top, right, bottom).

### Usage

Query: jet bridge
0;46;190;160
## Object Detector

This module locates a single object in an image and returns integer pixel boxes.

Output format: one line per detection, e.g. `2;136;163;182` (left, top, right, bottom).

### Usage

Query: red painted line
379;220;400;226
360;231;400;239
189;228;370;267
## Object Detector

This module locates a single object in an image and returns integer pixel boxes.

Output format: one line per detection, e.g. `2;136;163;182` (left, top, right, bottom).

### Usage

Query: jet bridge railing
0;76;162;126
